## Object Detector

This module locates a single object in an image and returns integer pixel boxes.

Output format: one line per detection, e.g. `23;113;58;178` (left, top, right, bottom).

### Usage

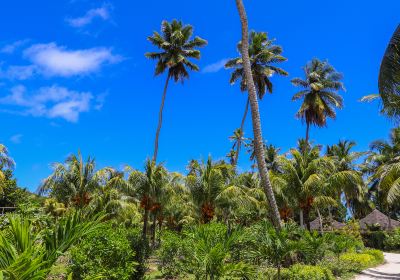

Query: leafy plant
69;222;138;280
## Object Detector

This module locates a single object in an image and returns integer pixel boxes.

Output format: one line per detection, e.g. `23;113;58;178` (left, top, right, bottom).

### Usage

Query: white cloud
24;43;121;77
66;6;110;27
10;134;22;144
202;59;229;73
0;40;29;54
0;65;36;80
0;85;95;122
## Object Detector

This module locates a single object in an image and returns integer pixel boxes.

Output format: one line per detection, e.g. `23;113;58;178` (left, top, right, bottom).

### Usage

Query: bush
325;233;363;257
320;258;354;277
384;228;400;250
339;253;375;272
158;230;191;278
363;248;384;264
362;230;387;249
281;264;334;280
69;223;138;280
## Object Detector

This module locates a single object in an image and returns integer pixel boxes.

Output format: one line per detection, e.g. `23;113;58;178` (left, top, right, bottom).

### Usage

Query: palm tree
246;221;299;280
126;159;168;240
145;20;207;163
234;0;282;229
225;31;287;166
0;212;102;279
364;128;400;224
291;59;345;145
277;142;358;229
0;144;15;184
326;140;366;215
39;152;107;209
186;157;232;223
362;25;400;120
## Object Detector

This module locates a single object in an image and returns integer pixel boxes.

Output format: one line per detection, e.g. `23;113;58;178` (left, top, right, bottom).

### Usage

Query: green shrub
339;253;375;272
363;249;385;264
362;230;387;249
325;233;363;257
384;228;400;250
69;223;138;280
158;230;191;278
319;258;354;277
281;264;334;280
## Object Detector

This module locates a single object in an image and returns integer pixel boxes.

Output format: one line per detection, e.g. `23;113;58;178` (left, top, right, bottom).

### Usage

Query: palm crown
225;31;288;98
292;59;345;130
145;19;207;82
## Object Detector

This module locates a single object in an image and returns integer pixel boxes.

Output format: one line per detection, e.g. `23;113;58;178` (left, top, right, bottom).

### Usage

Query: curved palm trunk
234;97;250;166
235;0;282;230
153;73;171;163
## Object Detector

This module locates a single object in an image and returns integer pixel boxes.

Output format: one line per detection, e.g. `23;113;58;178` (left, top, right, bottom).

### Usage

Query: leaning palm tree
145;20;207;162
226;31;287;165
234;0;281;229
291;59;345;145
362;25;400;120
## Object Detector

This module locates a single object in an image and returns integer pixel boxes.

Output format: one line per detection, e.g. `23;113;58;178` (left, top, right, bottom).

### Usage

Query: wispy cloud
66;6;110;28
23;43;121;77
0;85;95;122
0;40;29;54
0;65;36;80
202;59;229;73
10;134;23;144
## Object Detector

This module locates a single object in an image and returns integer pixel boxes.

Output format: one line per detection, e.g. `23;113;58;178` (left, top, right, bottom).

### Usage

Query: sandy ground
354;252;400;279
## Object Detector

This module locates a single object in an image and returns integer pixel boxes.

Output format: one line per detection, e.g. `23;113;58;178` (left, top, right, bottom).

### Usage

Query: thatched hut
359;209;400;230
310;217;345;231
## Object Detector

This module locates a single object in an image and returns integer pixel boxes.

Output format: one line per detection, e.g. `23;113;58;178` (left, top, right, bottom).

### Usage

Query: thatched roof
359;209;400;230
310;217;345;231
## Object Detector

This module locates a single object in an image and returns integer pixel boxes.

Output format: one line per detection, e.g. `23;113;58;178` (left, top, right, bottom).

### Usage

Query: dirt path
354;252;400;279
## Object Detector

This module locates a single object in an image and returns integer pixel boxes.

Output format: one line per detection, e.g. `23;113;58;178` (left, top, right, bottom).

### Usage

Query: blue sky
0;0;398;191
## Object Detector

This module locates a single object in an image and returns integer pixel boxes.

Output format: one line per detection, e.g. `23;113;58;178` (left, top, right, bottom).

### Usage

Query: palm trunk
153;73;171;162
142;209;149;240
305;122;310;146
234;97;250;166
316;208;323;234
299;208;304;229
151;213;157;247
304;207;311;230
235;0;281;230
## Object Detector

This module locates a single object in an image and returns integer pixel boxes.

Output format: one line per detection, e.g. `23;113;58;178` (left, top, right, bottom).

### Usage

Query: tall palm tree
234;0;281;229
145;20;207;163
39;152;106;209
226;31;287;166
291;59;345;145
